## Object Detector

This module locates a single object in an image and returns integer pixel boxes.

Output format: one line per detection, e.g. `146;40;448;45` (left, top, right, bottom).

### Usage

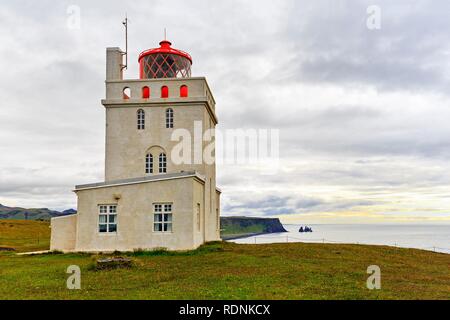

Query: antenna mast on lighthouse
122;14;128;71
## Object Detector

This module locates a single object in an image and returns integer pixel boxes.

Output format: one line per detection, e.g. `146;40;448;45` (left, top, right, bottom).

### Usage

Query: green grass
0;220;449;300
220;218;270;239
220;224;266;239
0;219;50;252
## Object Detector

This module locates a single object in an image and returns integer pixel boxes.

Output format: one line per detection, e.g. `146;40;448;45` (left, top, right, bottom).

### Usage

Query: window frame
123;87;131;100
142;86;150;99
166;108;174;129
98;204;118;234
137;109;145;130
161;86;169;98
145;153;153;174
159;153;167;173
180;85;188;98
153;203;173;233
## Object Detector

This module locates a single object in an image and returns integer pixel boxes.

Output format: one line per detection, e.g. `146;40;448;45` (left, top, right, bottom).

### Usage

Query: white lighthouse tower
50;38;221;252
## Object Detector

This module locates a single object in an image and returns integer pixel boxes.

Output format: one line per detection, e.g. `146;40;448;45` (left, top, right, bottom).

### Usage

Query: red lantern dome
138;40;192;79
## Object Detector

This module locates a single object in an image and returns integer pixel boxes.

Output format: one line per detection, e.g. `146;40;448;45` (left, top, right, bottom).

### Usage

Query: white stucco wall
102;77;220;243
50;214;77;252
74;176;205;252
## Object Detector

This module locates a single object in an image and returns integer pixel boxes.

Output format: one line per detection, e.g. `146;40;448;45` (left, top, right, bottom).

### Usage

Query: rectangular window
166;109;174;129
137;110;145;130
99;205;117;233
146;154;153;174
154;203;172;233
159;153;167;173
196;203;201;231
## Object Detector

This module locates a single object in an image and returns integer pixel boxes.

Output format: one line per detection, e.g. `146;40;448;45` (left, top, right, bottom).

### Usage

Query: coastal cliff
220;216;287;240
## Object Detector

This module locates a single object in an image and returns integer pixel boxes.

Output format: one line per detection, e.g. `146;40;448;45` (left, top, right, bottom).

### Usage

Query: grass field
0;220;449;300
0;219;50;252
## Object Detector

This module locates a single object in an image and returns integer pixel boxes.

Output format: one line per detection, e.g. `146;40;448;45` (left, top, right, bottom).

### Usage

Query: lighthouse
50;39;221;252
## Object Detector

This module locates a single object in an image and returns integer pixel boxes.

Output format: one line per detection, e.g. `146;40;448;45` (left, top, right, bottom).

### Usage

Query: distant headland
220;216;287;240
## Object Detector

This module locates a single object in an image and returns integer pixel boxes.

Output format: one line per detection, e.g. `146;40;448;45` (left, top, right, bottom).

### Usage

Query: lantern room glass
140;53;191;79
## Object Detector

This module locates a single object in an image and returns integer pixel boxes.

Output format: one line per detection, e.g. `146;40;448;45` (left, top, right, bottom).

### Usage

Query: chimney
106;47;124;81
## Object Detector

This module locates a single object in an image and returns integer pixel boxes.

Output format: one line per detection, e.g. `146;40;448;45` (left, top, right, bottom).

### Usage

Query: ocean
228;224;450;254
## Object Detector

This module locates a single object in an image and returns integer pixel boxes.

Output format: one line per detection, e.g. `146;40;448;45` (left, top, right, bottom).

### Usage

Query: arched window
137;109;145;130
159;153;167;173
123;87;131;100
142;86;150;99
180;85;188;98
166;108;174;128
146;154;153;174
161;86;169;98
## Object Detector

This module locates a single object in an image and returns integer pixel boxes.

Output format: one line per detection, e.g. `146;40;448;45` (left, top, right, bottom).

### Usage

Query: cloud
281;0;450;94
0;1;450;223
295;197;324;209
223;195;292;216
221;190;382;218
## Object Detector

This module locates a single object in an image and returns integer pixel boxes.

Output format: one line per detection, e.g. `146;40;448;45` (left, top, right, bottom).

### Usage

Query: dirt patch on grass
0;247;15;252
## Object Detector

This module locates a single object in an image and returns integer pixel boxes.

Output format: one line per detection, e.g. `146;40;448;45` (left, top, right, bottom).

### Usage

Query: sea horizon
229;223;450;254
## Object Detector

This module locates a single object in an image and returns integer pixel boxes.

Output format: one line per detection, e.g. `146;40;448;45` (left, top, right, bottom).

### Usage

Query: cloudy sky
1;0;450;224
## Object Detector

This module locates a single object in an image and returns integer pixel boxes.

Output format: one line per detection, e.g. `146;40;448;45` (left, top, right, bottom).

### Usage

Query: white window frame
159;153;167;173
137;109;145;130
98;204;117;234
166;108;174;129
153;203;173;233
146;153;153;174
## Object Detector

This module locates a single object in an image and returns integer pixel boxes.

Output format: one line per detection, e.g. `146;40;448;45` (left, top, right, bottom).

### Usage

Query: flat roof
74;171;205;191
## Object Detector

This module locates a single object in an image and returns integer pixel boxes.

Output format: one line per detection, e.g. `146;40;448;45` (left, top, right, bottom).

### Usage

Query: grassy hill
0;220;449;300
0;219;50;252
0;204;75;221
